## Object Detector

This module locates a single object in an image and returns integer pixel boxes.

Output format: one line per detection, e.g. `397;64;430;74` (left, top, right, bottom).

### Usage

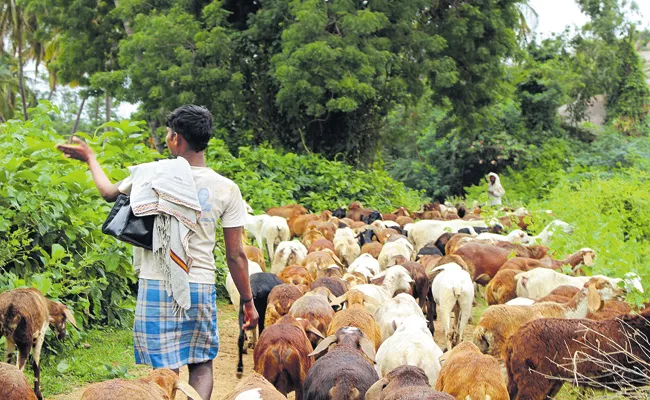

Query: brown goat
361;242;383;259
244;245;266;271
311;277;349;297
277;265;313;294
289;288;336;348
455;242;536;284
290;214;319;237
221;373;285;400
266;204;309;220
0;288;78;400
485;269;520;305
253;314;320;399
265;284;304;327
80;368;200;400
444;233;474;255
302;250;343;280
307;238;335;254
419;254;443;272
0;362;37;400
301;228;325;249
305;221;337;242
381;213;398;221
343;271;368;287
495;242;549;259
436;341;509;400
367;365;454;400
375;228;400;244
506;308;650;399
395;216;414;227
327;291;382;350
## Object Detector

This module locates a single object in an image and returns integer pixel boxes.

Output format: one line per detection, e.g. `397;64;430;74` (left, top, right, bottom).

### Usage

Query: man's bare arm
223;226;258;330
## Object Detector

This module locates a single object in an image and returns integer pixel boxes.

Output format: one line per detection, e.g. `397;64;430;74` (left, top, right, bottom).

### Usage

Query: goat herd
227;202;649;400
0;201;648;400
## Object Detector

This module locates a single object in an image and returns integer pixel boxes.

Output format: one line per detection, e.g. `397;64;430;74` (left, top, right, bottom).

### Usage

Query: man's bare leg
188;359;213;400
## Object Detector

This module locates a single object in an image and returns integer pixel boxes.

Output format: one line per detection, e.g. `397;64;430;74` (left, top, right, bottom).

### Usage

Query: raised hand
56;137;96;163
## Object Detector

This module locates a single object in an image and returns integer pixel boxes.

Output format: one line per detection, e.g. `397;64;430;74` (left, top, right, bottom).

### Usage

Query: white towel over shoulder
129;157;201;316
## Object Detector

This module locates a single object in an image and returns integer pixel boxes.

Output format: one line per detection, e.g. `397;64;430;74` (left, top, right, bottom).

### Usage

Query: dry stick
71;95;87;134
531;317;650;398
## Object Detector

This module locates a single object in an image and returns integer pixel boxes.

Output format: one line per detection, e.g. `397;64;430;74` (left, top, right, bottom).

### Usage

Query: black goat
237;272;283;377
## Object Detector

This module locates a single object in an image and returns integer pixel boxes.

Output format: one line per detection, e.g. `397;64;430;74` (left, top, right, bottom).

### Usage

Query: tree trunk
148;119;165;153
47;83;56;101
113;0;134;36
16;21;28;120
105;93;111;123
72;95;87;134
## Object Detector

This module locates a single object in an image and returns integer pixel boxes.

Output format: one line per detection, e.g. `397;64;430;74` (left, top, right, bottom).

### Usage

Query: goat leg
4;339;15;364
32;325;47;400
32;357;43;400
426;291;436;336
237;301;245;378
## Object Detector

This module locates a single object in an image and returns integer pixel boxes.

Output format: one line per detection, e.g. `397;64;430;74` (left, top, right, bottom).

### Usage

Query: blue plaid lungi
134;279;219;369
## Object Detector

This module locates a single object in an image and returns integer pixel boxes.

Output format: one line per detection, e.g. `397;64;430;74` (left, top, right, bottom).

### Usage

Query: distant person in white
487;172;505;206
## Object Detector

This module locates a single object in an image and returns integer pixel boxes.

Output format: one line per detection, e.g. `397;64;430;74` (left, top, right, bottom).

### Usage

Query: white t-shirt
118;165;247;284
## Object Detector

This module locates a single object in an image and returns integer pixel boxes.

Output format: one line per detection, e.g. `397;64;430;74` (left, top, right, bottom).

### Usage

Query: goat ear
329;293;348;309
475;274;491;286
307;325;325;340
63;307;79;329
359;336;376;363
174;378;202;400
309;335;337;357
583;252;594;266
426;267;444;283
587;285;603;313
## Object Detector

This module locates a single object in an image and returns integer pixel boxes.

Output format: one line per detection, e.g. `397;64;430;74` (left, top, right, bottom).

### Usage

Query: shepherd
487;172;505;206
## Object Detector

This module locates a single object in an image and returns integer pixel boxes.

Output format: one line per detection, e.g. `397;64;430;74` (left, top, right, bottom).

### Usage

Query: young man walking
57;105;258;399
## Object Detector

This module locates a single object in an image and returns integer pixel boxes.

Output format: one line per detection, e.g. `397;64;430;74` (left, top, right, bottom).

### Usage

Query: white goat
529;219;573;246
270;241;308;274
515;268;641;300
408;219;487;253
378;238;414;270
244;214;271;249
476;229;530;244
227;260;263;306
373;293;425;341
430;262;474;351
348;253;381;279
333;227;360;267
375;315;444;387
261;216;291;260
352;266;414;314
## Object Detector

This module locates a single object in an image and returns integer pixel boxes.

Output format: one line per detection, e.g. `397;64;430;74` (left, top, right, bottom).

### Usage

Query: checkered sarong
134;279;219;369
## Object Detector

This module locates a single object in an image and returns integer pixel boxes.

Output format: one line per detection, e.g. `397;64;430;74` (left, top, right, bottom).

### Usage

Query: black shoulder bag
102;194;155;250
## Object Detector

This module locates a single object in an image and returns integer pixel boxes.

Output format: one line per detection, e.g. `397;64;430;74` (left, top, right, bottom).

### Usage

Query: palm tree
0;0;42;120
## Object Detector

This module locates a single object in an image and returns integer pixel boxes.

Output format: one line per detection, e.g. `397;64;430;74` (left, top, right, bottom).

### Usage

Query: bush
206;142;425;213
0;102;161;330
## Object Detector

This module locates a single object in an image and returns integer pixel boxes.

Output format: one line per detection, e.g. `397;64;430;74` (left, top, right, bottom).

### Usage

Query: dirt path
50;303;479;400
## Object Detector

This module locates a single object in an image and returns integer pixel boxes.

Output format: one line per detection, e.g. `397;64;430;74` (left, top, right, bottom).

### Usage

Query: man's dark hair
165;105;213;152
